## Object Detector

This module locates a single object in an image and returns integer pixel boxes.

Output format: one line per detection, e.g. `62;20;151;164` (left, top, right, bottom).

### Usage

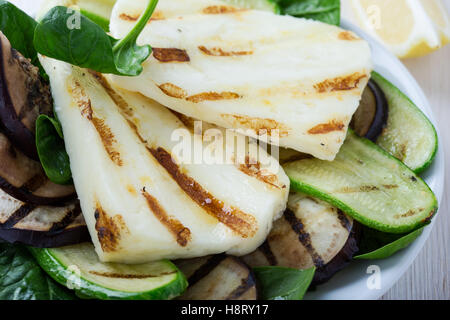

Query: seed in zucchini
371;72;438;173
284;130;438;234
29;243;188;300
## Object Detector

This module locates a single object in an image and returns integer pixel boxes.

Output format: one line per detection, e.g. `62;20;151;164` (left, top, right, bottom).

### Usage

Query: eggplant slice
0;32;53;159
243;193;358;284
0;189;89;247
0;132;76;206
176;255;257;300
351;80;388;142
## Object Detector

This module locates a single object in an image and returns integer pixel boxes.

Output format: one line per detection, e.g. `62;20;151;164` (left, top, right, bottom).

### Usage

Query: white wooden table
381;45;450;300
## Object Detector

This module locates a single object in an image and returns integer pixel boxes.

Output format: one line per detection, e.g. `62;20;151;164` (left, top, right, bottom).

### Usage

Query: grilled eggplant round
0;132;76;206
351;79;388;142
0;189;89;247
176;255;258;300
243;193;357;284
0;32;53;160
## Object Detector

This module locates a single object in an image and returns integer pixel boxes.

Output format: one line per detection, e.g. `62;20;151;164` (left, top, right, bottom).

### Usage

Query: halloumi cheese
40;56;289;263
109;0;373;160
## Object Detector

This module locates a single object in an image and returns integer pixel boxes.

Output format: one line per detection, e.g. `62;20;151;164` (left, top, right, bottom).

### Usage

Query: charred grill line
22;172;47;193
1;203;37;229
284;209;326;268
153;48;190;63
48;202;82;233
142;190;192;247
259;240;278;266
148;147;257;238
337;209;352;232
187;254;227;287
89;270;176;279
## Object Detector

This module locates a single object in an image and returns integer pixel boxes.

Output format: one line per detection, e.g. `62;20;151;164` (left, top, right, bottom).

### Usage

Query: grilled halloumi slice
40;56;289;263
109;0;372;161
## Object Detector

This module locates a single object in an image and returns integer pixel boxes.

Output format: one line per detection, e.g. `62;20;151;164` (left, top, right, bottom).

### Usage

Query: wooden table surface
381;45;450;300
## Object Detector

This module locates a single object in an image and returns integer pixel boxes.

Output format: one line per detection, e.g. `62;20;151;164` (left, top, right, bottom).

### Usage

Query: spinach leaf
0;243;76;300
276;0;341;25
253;266;315;300
0;0;46;77
35;115;72;185
34;0;158;76
354;226;425;260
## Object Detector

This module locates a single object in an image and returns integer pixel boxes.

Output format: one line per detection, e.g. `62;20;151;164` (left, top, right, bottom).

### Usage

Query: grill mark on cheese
238;156;282;189
22;173;48;193
314;73;367;93
338;31;360;41
394;208;424;219
71;80;123;166
308;120;345;135
198;46;253;57
148;147;257;238
89;270;176;279
153;48;190;63
94;204;128;253
142;190;191;247
221;114;290;137
202;5;243;14
89;71;135;118
284;209;325;268
158;83;188;99
225;260;256;300
336;209;352;232
186;91;241;103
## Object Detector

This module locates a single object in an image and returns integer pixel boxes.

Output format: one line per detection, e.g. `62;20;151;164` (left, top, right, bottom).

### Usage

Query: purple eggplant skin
0;32;53;160
0;132;76;206
351;80;388;142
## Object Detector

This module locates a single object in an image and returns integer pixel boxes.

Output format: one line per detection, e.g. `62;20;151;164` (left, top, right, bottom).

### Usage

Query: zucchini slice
29;243;188;300
221;0;281;13
284;131;438;234
372;72;438;173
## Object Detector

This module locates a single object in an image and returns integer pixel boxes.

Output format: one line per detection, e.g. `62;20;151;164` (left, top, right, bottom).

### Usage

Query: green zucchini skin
284;131;438;234
372;72;438;174
221;0;281;13
29;245;188;300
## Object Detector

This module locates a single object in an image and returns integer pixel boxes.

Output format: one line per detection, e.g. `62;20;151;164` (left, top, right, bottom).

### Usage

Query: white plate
15;1;445;300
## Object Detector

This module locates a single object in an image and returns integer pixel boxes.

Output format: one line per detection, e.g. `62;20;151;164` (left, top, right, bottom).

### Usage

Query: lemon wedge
342;0;450;58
